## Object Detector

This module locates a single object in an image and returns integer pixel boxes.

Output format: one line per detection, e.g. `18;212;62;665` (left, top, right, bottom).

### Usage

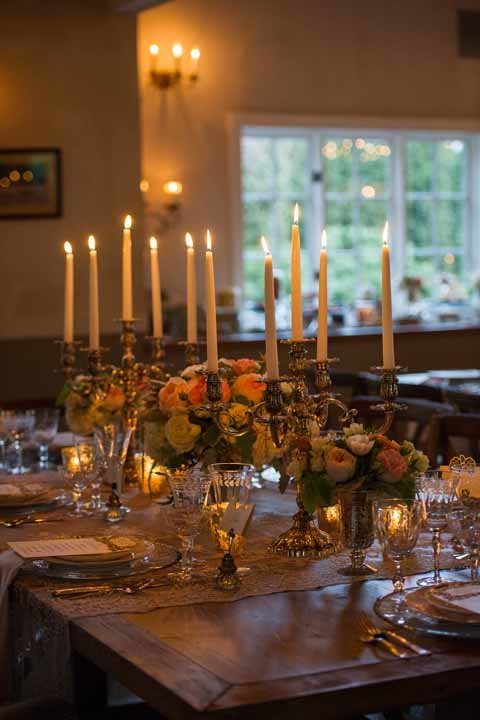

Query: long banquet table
4;481;480;719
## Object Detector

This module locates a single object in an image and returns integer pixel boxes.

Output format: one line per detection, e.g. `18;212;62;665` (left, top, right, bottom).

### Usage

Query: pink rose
158;377;189;413
231;358;261;376
325;447;357;483
232;373;265;404
376;448;407;483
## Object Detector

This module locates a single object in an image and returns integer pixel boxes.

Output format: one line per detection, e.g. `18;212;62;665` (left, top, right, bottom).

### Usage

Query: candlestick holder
253;379;290;448
314;358;357;429
147;336;169;380
370;365;407;434
55;340;81;381
269;339;335;557
194;370;253;438
178;341;201;366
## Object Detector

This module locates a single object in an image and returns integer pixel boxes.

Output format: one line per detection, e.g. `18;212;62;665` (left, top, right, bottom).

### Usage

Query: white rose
180;363;206;379
344;422;365;438
346;434;374;456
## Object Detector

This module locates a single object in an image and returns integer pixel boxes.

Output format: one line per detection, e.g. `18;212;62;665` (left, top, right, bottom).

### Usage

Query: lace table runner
5;483;461;702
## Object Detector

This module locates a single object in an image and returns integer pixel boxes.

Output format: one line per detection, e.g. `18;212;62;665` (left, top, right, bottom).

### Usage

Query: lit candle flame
185;232;194;249
149;43;159;56
172;43;183;59
382;220;389;246
321;229;327;250
149;236;158;250
88;235;96;251
124;214;132;230
293;202;300;224
260;235;270;255
190;47;201;60
206;229;212;251
64;241;73;254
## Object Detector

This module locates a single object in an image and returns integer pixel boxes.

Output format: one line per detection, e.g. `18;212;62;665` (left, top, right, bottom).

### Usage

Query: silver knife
380;629;430;656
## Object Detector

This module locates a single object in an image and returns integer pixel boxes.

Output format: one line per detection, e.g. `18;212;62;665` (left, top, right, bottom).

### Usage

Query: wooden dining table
66;568;480;720
4;480;480;719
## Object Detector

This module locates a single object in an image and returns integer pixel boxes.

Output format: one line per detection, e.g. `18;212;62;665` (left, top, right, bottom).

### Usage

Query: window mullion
392;134;406;292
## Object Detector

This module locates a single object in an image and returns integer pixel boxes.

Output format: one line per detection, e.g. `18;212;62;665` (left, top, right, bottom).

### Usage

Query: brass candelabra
57;322;170;487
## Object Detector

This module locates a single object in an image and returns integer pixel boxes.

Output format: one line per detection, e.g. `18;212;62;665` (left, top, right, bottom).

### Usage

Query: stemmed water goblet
33;408;60;470
375;498;423;595
449;461;480;580
416;469;457;587
168;472;210;584
61;438;96;516
3;410;35;475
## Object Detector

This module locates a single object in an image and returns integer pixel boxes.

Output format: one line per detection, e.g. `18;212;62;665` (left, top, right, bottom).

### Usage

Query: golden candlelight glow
88;235;96;251
382;220;389;246
260;235;270;255
321;229;327;249
163;180;183;195
190;47;201;61
149;43;159;56
185;232;194;249
124;214;132;230
293;202;300;224
64;241;73;254
139;179;150;193
149;236;158;251
206;229;212;251
172;43;183;58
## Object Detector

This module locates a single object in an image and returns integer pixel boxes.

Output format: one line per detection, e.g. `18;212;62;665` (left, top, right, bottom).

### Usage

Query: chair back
428;413;480;465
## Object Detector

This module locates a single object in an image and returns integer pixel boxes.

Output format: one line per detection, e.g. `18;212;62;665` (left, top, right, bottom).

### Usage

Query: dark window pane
437;140;465;193
323;139;353;193
407;199;433;247
326;200;354;250
437;199;463;247
357;139;391;195
241;137;274;193
276;138;308;193
406;141;434;192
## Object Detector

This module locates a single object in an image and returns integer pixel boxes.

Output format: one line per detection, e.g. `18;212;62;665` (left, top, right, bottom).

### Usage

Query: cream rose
325;447;357;483
346;434;374;456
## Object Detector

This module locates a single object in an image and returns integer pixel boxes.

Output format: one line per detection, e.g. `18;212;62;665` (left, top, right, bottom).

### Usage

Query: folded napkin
0;549;24;700
47;550;132;568
432;583;480;616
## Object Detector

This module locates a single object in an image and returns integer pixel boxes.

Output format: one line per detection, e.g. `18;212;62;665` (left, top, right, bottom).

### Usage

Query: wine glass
449;461;480;580
33;408;60;470
375;498;423;594
94;423;133;495
168;472;210;584
61;439;95;516
3;410;35;475
416;469;457;587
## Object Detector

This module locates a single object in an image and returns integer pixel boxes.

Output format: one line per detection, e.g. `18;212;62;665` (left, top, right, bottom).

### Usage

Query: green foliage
55;383;70;407
301;471;335;513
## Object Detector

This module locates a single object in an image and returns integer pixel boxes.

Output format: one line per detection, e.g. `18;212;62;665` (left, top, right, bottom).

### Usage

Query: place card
8;537;111;559
219;501;254;537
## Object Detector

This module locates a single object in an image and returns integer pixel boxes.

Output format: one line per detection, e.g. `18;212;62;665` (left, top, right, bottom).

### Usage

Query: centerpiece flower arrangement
57;375;127;435
142;358;270;469
283;423;429;513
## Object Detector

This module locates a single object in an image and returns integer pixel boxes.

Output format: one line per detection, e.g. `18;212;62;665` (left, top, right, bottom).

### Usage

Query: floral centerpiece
142;358;269;469
284;423;429;513
57;375;127;435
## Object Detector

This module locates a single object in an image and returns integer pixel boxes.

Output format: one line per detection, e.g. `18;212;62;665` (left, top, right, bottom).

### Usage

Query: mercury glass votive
134;453;170;499
316;502;343;549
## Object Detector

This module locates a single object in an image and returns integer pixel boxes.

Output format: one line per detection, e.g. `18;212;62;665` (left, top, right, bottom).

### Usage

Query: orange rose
187;376;231;405
231;373;265;404
376;448;407;483
158;377;189;413
101;386;125;412
231;358;261;376
374;434;400;450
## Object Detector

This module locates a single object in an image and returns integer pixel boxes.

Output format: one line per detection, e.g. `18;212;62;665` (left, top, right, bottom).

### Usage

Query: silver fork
360;612;430;656
358;614;408;658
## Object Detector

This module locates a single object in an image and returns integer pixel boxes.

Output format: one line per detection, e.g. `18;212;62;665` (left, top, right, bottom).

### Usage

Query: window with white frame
240;126;476;321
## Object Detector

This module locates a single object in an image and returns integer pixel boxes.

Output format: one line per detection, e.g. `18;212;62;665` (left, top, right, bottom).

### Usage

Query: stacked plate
0;481;69;513
29;534;180;580
375;581;480;638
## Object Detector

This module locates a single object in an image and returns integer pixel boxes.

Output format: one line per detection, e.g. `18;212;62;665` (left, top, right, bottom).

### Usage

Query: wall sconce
140;178;183;235
149;43;201;90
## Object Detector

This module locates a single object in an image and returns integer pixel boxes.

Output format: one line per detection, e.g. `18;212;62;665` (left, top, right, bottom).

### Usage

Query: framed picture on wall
0;148;62;219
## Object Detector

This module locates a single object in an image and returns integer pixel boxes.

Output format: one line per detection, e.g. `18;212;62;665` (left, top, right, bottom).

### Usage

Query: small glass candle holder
134;453;171;502
316;502;343;550
61;444;94;475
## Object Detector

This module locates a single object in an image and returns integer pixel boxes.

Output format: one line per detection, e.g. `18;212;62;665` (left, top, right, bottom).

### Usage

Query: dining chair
444;388;480;413
428;413;480;465
349;396;455;455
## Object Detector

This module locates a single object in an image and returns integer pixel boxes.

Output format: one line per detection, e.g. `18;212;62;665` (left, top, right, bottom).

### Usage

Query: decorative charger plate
0;482;69;510
27;534;180;580
375;586;480;639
